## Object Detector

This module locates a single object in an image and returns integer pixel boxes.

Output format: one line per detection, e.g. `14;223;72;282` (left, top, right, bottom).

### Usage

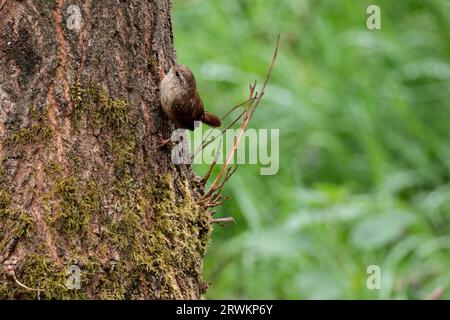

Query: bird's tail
202;111;221;127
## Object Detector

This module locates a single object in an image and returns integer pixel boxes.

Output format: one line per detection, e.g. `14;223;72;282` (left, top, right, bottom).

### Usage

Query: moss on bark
0;85;211;299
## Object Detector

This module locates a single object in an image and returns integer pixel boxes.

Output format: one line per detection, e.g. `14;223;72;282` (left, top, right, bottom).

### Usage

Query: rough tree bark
0;0;211;299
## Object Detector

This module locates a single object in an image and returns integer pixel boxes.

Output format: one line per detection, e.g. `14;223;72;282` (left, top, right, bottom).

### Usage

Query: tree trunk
0;0;211;299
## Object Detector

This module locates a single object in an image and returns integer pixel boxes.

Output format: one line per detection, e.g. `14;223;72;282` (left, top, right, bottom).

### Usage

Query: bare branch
212;217;235;225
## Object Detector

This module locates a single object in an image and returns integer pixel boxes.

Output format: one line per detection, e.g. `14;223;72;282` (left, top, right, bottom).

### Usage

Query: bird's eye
175;71;180;77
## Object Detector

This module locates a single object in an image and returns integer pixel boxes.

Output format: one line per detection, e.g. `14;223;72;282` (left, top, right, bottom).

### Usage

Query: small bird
159;64;221;131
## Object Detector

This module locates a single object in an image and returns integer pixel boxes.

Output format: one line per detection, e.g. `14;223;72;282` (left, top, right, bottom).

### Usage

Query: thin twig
212;217;235;224
213;164;238;198
13;274;46;292
192;96;258;162
192;107;247;162
200;140;222;185
197;191;221;205
221;96;258;120
205;196;230;208
204;34;280;199
204;83;257;198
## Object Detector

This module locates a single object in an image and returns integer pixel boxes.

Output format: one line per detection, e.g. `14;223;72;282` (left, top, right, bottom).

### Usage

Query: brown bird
160;64;221;131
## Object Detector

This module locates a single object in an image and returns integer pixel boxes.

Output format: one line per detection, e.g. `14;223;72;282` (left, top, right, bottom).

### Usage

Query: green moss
0;181;32;261
111;137;137;172
0;209;32;251
0;189;11;212
103;173;211;299
6;105;53;150
0;171;211;299
44;160;63;176
70;83;137;177
0;253;78;299
70;83;130;132
40;157;103;236
0;166;5;183
53;177;87;234
0;84;212;299
7;125;53;149
0;158;32;250
14;210;33;235
0;251;131;299
43;174;102;236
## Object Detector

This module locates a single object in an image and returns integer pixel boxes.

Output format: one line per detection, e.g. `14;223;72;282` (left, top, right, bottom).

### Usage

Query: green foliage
173;0;450;299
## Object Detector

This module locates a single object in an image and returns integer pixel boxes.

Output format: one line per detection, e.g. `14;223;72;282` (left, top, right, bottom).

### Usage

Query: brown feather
202;111;221;127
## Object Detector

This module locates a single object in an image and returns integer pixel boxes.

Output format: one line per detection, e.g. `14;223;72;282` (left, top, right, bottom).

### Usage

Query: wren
160;64;221;131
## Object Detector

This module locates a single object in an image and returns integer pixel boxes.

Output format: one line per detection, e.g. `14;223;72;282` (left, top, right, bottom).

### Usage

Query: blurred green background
173;0;450;299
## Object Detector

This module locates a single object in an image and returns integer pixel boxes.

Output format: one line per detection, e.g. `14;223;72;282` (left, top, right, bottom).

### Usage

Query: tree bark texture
0;0;211;299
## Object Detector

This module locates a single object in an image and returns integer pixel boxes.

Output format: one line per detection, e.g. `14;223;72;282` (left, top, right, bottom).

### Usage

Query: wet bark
0;0;211;299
